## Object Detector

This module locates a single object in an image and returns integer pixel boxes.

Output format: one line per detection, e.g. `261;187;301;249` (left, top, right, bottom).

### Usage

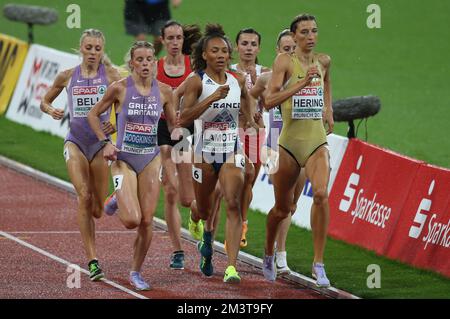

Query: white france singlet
194;71;241;155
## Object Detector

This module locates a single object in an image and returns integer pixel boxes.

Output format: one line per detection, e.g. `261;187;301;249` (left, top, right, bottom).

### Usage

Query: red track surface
0;164;327;299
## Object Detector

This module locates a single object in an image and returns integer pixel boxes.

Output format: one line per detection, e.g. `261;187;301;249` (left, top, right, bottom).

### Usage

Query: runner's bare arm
265;53;317;108
159;82;177;132
179;75;229;127
320;54;333;134
173;77;188;112
238;74;258;130
88;81;121;142
40;69;72;120
101;66;123;135
249;72;270;100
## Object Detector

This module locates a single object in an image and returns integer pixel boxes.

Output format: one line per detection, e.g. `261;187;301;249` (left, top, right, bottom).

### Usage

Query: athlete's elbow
179;114;192;127
178;113;192;128
39;101;46;113
87;110;98;125
264;97;277;109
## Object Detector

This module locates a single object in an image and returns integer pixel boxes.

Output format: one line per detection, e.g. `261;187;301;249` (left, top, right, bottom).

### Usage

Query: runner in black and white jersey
179;24;257;284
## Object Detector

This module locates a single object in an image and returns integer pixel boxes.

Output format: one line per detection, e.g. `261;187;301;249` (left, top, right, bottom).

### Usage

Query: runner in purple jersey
88;41;177;291
41;29;121;282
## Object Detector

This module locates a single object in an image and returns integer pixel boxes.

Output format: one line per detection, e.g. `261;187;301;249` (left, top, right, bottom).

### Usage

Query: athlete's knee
140;216;153;229
272;204;291;219
92;204;103;219
77;188;93;208
179;196;192;208
196;202;210;220
224;196;240;215
313;187;329;206
163;182;178;204
290;203;297;215
123;214;141;229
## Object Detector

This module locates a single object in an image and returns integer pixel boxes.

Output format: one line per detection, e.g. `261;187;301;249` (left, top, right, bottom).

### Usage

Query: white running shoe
275;251;291;275
312;263;331;288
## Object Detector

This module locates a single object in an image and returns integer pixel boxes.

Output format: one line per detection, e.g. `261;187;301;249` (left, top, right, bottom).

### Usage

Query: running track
0;160;354;300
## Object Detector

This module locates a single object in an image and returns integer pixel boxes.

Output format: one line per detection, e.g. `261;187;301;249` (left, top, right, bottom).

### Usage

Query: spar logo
73;85;106;95
408;180;450;250
298;87;323;96
338;155;392;229
125;122;156;134
204;122;236;130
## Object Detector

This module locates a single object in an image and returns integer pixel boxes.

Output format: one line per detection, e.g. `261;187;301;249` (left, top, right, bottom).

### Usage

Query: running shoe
170;251;185;270
104;191;118;216
262;254;276;281
88;259;104;281
188;213;204;240
223;265;241;283
312;262;331;288
275;251;291;275
129;271;151;291
240;222;248;248
198;231;213;277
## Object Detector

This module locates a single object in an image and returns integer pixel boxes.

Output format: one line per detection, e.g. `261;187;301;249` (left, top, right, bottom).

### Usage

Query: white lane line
0;230;148;300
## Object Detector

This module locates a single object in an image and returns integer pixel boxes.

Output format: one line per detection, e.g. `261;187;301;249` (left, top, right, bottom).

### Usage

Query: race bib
273;107;282;122
192;166;202;183
112;175;124;190
235;154;245;169
63;147;70;162
291;79;324;120
71;85;106;118
122;122;157;155
202;121;237;153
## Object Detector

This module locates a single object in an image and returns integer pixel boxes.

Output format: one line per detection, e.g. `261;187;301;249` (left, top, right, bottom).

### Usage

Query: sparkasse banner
328;139;424;254
386;164;450;277
6;44;80;138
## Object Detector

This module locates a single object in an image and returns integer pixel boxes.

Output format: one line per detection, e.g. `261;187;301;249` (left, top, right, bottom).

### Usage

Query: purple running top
116;76;163;174
265;106;283;149
65;63;110;161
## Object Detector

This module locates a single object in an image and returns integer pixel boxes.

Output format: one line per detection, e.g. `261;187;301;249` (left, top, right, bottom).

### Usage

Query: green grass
1;117;449;298
1;0;449;298
1;0;449;167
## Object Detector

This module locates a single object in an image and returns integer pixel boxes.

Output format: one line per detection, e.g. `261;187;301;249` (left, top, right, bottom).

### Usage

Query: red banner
386;164;450;277
328;139;423;254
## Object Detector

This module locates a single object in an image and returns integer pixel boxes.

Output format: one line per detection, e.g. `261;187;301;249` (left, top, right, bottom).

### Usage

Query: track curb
0;155;360;299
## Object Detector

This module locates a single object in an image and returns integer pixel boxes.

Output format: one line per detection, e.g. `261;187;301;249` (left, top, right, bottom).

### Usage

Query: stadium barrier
0;34;28;115
328;139;449;277
6;43;80;138
251;113;350;229
385;163;450;277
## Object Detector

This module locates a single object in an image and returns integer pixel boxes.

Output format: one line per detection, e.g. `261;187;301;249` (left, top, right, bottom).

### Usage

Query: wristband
101;138;111;146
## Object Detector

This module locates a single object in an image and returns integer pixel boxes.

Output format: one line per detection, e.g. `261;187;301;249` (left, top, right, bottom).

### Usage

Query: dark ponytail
182;24;202;55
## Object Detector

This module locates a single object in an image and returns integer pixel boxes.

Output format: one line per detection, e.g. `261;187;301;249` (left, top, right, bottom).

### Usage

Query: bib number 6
192;167;202;183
